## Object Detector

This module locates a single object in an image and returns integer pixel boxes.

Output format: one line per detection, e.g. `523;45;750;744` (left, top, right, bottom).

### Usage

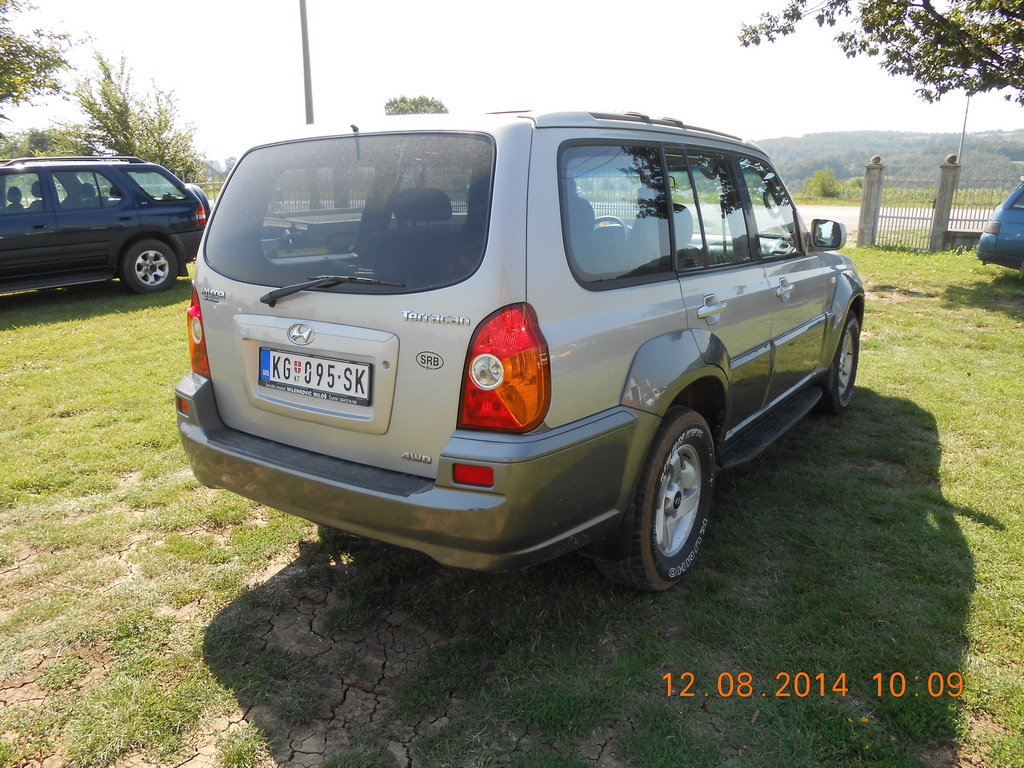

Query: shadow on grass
942;269;1024;320
0;276;192;330
203;387;976;768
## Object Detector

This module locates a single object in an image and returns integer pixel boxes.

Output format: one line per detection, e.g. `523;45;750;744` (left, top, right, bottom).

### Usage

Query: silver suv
176;111;863;591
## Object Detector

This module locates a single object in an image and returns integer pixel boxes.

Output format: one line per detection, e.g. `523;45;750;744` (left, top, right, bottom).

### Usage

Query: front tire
597;407;715;591
817;314;860;415
120;239;178;294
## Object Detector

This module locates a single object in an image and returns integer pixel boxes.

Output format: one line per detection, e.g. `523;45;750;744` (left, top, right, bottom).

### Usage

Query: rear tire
120;239;178;294
597;407;715;591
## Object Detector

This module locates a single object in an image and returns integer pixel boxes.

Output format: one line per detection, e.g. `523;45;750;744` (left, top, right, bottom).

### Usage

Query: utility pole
300;0;314;124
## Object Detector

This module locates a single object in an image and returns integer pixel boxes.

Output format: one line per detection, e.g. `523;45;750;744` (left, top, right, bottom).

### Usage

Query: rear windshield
205;133;494;293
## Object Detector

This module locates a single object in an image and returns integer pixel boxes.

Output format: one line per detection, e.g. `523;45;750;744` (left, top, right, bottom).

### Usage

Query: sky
4;0;1023;165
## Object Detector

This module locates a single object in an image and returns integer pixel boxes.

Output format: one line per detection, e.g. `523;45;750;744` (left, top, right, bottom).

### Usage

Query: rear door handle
696;294;728;323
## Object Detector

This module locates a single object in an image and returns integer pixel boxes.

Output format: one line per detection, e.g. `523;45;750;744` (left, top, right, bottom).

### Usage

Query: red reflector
176;396;190;416
453;464;494;487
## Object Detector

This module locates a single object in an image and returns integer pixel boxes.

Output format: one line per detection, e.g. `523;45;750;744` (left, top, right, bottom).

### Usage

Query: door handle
696;295;728;323
775;279;794;300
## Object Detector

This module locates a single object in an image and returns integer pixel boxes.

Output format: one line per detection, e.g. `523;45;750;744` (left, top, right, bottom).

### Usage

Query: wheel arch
619;328;729;450
119;230;181;261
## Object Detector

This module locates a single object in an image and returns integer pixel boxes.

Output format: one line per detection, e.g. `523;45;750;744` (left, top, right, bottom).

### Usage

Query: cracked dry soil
201;548;631;768
2;536;633;768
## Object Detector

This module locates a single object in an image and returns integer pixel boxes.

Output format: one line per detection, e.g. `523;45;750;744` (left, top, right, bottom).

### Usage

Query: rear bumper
174;229;203;271
175;373;657;570
974;239;1024;272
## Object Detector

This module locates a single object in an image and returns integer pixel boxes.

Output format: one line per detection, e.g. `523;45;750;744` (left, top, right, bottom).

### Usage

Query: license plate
259;348;371;405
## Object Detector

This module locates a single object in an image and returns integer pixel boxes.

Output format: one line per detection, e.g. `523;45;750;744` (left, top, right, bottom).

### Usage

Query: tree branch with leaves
739;0;1024;104
384;95;448;115
53;53;204;180
0;0;70;121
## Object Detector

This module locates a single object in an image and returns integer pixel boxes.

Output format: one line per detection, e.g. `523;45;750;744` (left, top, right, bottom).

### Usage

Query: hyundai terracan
176;111;864;591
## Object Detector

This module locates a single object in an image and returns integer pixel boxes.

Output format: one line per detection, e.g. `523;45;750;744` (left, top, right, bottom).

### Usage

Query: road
798;204;861;238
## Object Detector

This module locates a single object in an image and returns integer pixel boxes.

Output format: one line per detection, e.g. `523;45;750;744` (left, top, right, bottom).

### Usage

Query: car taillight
195;205;207;227
458;304;550;433
187;286;211;377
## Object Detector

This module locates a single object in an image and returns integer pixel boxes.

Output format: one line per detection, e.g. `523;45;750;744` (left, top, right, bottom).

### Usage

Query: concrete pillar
857;156;884;247
930;154;961;252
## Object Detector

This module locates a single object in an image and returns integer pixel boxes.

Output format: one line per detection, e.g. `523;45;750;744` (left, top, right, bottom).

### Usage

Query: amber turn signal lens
458;304;550;433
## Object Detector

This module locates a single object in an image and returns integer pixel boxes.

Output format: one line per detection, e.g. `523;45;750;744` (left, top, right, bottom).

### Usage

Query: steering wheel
594;215;626;229
764;235;795;256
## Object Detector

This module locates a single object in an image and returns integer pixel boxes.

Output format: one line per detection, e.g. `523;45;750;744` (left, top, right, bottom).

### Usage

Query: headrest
394;187;452;224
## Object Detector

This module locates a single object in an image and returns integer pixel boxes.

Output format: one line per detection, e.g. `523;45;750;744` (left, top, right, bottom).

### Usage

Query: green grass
1;253;1022;767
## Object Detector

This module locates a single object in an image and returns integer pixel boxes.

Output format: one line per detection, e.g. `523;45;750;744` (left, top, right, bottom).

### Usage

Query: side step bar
718;387;822;471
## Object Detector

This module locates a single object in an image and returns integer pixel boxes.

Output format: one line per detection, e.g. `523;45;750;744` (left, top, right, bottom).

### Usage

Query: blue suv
0;156;208;295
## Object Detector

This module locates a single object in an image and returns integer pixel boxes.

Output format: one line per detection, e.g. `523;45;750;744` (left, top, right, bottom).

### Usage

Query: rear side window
1008;184;1024;211
53;170;123;210
205;133;495;293
560;143;672;286
125;169;188;201
686;151;751;267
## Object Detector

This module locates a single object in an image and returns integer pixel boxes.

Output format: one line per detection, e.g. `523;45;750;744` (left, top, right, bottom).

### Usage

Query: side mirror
810;218;847;250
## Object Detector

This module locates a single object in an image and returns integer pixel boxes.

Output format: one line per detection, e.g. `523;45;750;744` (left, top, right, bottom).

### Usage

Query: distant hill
755;130;1024;189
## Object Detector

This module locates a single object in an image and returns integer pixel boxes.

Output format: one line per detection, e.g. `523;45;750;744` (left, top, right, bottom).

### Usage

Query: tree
0;126;58;157
53;53;204;180
384;95;448;115
0;0;70;121
739;1;1024;105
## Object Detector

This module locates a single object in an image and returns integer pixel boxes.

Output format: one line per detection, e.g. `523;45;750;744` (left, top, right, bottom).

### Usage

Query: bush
804;168;843;198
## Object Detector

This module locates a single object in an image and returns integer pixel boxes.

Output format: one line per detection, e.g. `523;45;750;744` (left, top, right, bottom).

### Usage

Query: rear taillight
187;286;211;377
458;304;550;433
195;205;207;227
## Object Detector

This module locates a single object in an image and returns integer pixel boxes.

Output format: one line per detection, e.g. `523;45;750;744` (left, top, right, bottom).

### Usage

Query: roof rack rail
3;155;146;166
587;112;742;142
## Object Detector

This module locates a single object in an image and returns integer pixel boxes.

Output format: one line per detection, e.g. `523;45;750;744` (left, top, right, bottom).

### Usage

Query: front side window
1;172;44;213
560;143;671;286
739;156;798;258
205;133;494;293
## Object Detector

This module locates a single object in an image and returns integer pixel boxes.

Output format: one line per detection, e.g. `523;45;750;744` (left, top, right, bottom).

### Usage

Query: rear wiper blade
260;274;404;307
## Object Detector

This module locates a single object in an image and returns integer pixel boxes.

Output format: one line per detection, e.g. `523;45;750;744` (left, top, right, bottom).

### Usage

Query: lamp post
300;0;314;124
957;94;970;165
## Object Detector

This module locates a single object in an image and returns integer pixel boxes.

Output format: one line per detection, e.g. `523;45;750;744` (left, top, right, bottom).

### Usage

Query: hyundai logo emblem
287;324;315;345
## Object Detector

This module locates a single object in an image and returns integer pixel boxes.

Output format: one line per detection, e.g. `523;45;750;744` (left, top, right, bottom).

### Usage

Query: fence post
857;155;884;247
929;154;961;252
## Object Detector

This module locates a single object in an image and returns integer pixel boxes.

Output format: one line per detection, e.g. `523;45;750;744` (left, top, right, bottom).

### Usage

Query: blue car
0;156;208;295
977;180;1024;276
